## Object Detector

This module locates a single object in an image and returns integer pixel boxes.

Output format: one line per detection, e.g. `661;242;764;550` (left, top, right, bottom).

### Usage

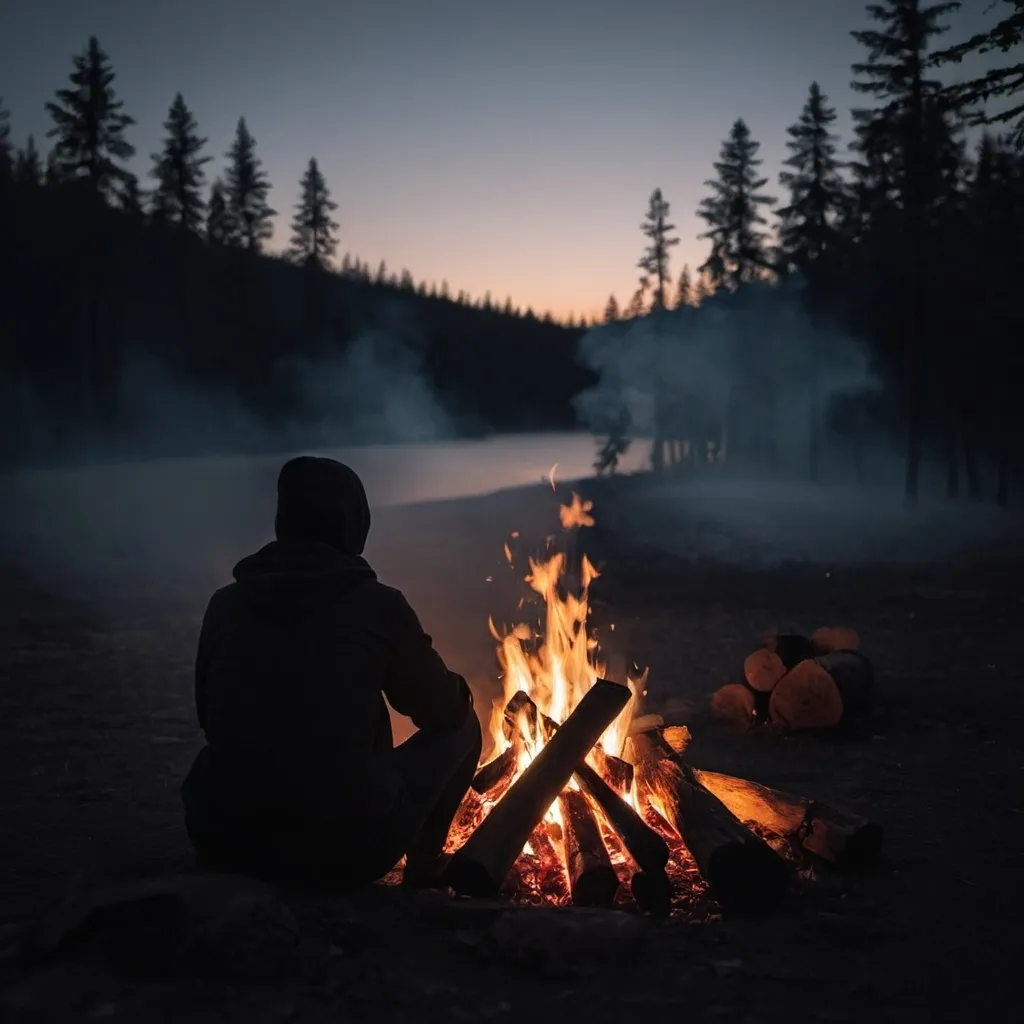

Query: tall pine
224;118;275;251
674;265;694;308
697;119;775;289
289;157;339;266
45;36;135;205
777;83;847;277
206;179;231;244
603;294;620;322
637;188;679;310
14;137;43;187
150;93;209;232
851;0;960;504
934;0;1023;147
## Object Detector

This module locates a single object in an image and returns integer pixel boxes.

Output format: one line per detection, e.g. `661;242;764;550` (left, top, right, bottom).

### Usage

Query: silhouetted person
182;456;482;887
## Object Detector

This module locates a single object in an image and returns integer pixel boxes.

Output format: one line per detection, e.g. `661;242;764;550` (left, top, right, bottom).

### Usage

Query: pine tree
288;157;339;267
206;178;231;244
934;0;1023;147
150;93;209;232
637;188;679;309
376;260;389;284
624;278;649;318
502;296;514;315
45;36;135;204
44;148;62;188
224;117;275;251
440;279;450;299
777;83;847;275
14;136;43;187
0;98;12;185
603;294;621;322
697;119;775;289
851;0;960;504
674;264;694;308
400;268;415;290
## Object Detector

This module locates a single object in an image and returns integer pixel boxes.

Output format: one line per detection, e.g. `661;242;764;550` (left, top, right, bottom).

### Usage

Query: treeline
0;41;593;465
599;0;1023;504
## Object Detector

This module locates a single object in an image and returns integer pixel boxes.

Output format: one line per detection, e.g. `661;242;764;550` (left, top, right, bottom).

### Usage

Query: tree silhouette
288;157;339;268
674;264;694;308
45;36;135;205
206;179;231;244
224;117;275;251
697;119;775;288
603;294;620;322
777;83;847;276
150;93;209;232
14;136;42;187
637;188;679;309
851;0;960;504
934;0;1023;147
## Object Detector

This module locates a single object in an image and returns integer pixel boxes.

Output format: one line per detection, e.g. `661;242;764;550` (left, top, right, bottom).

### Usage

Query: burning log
710;683;757;730
471;744;517;795
445;679;631;898
628;713;665;735
503;689;670;877
646;759;789;914
558;789;620;907
743;649;787;693
502;690;540;741
695;770;883;867
589;745;634;794
574;760;670;874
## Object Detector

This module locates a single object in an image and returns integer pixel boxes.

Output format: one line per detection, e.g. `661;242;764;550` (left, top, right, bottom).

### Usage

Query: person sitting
181;455;482;888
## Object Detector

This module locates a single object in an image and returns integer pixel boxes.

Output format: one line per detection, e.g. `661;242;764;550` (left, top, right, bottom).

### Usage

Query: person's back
182;456;481;885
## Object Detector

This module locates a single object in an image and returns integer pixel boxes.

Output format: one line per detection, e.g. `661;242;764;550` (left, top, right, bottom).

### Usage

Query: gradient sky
1;0;994;320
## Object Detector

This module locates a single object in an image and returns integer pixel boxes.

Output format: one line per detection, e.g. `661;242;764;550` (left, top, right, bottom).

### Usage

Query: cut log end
710;683;757;730
744;649;787;693
769;660;843;731
631;869;673;917
560;789;619;908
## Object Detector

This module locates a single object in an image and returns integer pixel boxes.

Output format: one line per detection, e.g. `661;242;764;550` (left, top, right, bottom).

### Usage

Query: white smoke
574;279;878;474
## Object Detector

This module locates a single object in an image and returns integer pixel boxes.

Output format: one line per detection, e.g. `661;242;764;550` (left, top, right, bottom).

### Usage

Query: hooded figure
182;456;481;886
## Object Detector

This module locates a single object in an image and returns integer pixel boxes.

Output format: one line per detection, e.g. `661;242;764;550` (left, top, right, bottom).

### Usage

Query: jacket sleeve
194;588;230;734
379;590;473;732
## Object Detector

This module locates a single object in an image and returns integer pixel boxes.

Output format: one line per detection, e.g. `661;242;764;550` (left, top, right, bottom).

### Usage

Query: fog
575;279;878;475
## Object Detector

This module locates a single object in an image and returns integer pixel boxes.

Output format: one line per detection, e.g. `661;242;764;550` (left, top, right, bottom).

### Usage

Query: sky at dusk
1;0;995;320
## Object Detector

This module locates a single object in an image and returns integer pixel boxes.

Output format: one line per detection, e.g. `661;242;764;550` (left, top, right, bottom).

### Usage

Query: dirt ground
1;476;1023;1022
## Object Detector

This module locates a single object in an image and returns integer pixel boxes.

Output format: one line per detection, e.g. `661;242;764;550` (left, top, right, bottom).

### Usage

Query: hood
231;538;377;619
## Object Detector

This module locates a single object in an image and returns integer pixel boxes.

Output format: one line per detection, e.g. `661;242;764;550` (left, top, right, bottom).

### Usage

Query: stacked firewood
711;626;876;732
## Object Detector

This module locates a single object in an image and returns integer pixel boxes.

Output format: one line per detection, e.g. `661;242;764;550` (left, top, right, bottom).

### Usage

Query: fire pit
436;492;882;917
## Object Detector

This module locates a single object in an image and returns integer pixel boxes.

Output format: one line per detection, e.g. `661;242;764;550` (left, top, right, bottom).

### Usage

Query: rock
18;872;319;983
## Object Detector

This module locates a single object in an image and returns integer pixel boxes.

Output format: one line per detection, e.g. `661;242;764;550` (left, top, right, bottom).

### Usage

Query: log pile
710;626;876;732
442;683;881;917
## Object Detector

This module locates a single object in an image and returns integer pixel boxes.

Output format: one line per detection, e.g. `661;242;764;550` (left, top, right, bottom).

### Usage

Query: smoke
283;329;454;447
13;320;457;467
574;279;878;474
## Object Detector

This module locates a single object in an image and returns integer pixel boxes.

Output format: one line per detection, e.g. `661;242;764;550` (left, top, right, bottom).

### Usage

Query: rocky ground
1;472;1022;1022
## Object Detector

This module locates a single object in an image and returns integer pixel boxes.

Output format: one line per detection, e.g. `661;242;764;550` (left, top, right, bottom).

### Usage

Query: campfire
436;491;883;916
